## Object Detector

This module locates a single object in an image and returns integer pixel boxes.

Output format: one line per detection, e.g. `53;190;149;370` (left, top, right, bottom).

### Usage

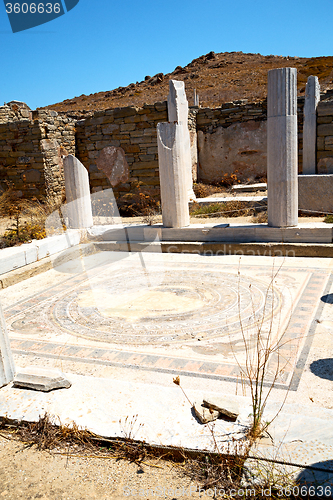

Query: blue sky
1;0;333;110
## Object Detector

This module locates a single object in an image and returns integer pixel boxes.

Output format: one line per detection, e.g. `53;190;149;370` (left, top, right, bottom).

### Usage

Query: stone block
167;80;195;201
0;302;15;389
317;116;332;124
96;146;129;187
113;106;138;119
23;169;41;183
303;76;320;174
202;397;239;420
193;402;219;424
157;122;190;228
101;124;119;135
298;174;333;213
13;367;71;392
317;103;333;116
317;124;333;136
267;67;298;227
325;136;333;150
63;155;93;229
317;137;325;151
120;123;136;132
0;246;26;275
318;157;333;174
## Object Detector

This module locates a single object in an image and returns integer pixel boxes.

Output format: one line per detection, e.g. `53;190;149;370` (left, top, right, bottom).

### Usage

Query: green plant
324;214;333;223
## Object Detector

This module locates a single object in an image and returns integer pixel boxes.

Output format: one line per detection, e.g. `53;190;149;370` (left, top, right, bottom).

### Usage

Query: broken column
63;155;93;228
303;75;320;175
0;302;15;389
157;122;190;228
167;80;196;201
267;67;298;227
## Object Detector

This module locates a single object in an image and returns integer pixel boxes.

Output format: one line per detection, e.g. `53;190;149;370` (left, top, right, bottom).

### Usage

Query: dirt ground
0;434;207;500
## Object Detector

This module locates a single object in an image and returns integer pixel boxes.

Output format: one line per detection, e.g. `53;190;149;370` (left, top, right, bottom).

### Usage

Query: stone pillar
63;155;93;228
167;80;196;201
267;67;298;228
0;302;15;389
303;76;320;175
157;122;190;228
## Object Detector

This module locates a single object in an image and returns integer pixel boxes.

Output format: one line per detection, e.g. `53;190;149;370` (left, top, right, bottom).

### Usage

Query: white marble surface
267;67;298;227
303;76;320;175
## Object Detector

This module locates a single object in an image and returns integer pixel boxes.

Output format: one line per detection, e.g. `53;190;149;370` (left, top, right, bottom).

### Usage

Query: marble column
63;155;93;228
0;302;15;388
167;80;196;201
157;122;190;228
267;67;298;227
303;76;320;175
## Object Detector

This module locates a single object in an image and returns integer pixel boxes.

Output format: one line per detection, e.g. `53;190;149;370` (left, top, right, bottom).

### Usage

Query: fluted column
167;80;196;201
303;76;320;175
157;122;190;228
63;155;93;228
267;67;298;227
0;302;15;389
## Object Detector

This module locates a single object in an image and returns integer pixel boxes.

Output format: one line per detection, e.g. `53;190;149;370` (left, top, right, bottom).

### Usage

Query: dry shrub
193;182;225;198
11;413;95;451
191;200;257;218
252;211;268;223
0;190;61;247
117;183;161;224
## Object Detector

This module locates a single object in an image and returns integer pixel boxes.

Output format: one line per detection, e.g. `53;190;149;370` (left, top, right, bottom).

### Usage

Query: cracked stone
202;396;239;420
193;401;219;424
13;367;71;392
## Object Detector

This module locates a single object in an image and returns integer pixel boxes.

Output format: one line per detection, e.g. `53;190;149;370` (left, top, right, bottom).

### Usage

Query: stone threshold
0;229;85;276
89;222;333;244
94;241;333;258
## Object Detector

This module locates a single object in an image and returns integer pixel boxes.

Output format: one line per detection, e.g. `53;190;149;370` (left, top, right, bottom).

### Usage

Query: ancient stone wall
317;94;333;174
196;98;305;184
75;103;167;198
0;107;75;203
0;101;32;124
1;93;333;203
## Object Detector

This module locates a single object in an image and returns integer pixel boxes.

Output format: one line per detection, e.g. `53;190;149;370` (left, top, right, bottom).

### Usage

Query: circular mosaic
47;266;281;345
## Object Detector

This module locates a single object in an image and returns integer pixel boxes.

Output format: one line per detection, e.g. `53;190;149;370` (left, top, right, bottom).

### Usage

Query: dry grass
193;182;227;198
0;190;61;247
190;200;263;218
117;183;161;224
0;413;316;498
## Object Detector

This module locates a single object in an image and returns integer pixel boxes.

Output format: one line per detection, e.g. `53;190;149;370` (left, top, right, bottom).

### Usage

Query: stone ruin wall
75;103;167;199
0;106;75;204
316;98;333;174
0;92;333;203
196;98;306;184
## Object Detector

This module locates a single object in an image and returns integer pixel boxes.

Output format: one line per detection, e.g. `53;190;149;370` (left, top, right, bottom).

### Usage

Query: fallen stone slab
13;367;71;392
203;396;239;420
232;183;267;192
193;401;219;424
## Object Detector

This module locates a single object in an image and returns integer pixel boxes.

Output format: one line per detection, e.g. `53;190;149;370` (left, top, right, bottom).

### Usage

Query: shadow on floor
310;358;333;381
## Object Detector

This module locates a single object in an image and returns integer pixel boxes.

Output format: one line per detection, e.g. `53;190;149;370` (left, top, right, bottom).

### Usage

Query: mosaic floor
2;252;331;392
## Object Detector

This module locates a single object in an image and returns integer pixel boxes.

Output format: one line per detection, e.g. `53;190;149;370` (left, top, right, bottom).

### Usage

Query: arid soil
40;52;333;117
0;434;206;500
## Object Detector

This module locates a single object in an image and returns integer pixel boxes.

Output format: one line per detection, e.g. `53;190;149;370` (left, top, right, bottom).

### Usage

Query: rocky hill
40;51;333;117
